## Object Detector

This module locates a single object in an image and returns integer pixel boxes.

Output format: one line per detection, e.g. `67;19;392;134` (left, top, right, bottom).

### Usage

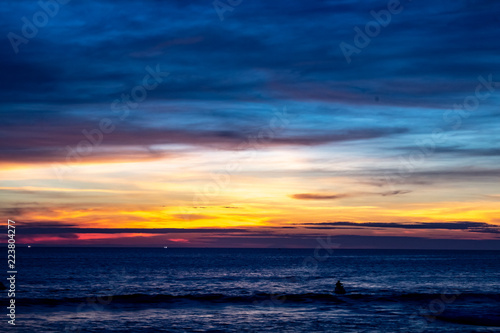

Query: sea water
4;248;500;332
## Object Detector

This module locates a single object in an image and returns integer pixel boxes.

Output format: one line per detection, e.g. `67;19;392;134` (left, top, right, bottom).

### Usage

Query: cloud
1;0;500;250
15;233;500;249
2;0;498;107
0;207;28;216
167;238;189;243
290;193;351;200
379;190;412;196
291;190;411;200
16;227;249;235
1;0;499;112
172;214;214;220
0;109;408;163
396;146;500;158
1;0;499;169
300;221;500;234
365;167;500;188
13;222;78;228
9;223;500;249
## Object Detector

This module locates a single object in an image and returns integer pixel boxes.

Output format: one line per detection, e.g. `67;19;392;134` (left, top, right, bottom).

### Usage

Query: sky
1;0;500;249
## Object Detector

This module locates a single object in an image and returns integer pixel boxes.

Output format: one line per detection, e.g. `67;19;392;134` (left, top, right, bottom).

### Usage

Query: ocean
4;248;500;332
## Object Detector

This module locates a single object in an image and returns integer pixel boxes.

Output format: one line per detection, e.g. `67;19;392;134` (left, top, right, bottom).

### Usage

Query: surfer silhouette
334;280;346;294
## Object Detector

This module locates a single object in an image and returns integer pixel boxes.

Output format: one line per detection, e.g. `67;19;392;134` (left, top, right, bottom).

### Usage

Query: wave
11;292;500;308
8;292;500;327
436;313;500;327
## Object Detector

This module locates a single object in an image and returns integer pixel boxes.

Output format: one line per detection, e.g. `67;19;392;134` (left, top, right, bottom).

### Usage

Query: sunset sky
1;0;500;248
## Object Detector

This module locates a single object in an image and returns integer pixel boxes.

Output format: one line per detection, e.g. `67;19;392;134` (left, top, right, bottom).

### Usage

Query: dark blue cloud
2;0;499;105
1;0;499;193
